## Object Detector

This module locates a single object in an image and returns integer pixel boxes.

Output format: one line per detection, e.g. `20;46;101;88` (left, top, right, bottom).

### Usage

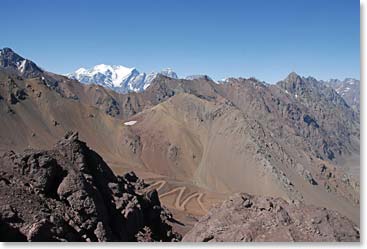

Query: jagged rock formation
0;132;180;242
277;73;359;161
183;193;359;242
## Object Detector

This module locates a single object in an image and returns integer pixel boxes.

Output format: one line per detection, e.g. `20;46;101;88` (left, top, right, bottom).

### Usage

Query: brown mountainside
0;49;360;237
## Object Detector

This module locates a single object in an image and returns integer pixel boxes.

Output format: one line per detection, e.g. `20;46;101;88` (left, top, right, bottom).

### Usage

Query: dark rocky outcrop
0;48;43;78
183;193;359;242
0;132;180;242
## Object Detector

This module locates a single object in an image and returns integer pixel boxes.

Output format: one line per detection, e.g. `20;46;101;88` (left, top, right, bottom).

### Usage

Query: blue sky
0;0;359;82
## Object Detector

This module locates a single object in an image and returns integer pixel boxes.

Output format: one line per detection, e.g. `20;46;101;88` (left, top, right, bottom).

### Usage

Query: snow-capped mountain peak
160;68;178;79
67;64;177;93
75;67;87;74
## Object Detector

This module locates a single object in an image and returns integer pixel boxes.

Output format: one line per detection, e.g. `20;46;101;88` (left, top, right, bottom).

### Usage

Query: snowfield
124;121;137;126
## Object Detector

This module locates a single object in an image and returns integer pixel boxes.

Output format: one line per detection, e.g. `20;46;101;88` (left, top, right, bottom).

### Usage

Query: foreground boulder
183;193;359;242
0;132;180;242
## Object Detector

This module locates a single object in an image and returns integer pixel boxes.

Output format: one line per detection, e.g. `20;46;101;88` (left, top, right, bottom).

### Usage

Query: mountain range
66;62;360;113
0;48;360;241
67;64;178;93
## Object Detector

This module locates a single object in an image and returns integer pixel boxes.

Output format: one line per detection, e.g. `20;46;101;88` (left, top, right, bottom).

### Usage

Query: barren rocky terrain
183;193;359;242
0;132;181;242
0;48;360;241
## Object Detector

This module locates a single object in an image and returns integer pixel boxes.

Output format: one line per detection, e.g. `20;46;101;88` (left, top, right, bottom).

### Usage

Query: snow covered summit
67;65;178;93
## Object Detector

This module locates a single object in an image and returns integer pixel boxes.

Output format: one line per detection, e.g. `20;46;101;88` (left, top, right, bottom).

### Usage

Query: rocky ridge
0;132;180;242
0;48;43;78
183;193;359;242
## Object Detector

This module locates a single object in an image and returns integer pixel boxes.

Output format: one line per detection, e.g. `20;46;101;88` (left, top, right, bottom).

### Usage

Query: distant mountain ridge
323;78;360;112
0;47;359;112
67;64;178;93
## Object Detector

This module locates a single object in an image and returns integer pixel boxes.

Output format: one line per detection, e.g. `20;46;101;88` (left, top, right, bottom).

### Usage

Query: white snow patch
124;121;137;126
18;59;27;73
143;82;151;90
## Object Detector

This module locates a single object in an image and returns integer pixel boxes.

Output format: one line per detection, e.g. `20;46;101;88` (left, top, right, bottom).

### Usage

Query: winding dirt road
145;180;207;212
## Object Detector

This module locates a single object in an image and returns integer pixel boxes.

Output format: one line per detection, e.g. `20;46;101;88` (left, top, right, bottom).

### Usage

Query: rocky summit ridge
0;132;180;242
